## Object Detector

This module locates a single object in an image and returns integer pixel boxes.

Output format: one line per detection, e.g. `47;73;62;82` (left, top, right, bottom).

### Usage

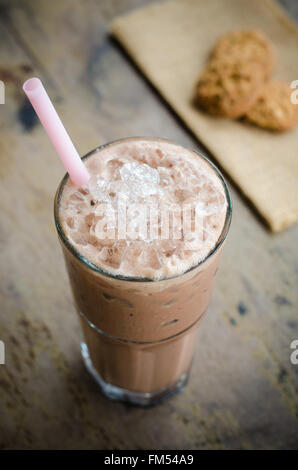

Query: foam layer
59;139;227;279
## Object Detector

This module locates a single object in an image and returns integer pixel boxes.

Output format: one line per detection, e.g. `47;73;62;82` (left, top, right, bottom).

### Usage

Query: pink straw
23;77;90;186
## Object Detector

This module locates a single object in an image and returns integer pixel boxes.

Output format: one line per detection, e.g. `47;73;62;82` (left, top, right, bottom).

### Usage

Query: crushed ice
89;161;162;204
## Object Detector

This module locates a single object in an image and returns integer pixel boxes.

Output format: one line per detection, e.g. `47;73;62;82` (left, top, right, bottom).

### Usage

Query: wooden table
0;0;297;450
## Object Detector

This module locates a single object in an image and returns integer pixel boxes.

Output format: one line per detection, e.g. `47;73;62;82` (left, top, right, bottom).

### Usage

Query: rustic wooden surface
0;0;297;450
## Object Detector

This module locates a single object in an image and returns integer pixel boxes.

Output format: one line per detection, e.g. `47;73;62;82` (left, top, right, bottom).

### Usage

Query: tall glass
54;137;232;406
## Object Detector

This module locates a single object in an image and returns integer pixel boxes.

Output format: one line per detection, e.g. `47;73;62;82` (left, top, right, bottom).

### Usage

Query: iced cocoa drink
54;137;231;405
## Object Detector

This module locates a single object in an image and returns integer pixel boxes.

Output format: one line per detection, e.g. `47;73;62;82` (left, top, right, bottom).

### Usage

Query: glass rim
54;136;232;283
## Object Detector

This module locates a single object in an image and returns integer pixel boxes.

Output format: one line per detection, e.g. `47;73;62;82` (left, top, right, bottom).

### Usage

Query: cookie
246;81;298;131
195;59;266;118
211;29;275;78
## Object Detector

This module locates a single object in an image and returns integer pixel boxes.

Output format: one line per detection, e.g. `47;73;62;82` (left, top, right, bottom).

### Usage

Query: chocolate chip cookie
211;29;275;78
195;59;266;118
246;81;298;131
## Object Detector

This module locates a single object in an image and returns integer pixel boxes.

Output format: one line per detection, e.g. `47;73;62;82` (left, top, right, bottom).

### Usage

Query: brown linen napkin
110;0;298;232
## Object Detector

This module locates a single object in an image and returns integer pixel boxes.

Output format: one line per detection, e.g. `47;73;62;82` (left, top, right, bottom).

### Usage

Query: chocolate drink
54;137;232;405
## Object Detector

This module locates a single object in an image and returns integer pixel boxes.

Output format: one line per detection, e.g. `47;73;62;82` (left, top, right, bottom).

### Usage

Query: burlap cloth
111;0;298;232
